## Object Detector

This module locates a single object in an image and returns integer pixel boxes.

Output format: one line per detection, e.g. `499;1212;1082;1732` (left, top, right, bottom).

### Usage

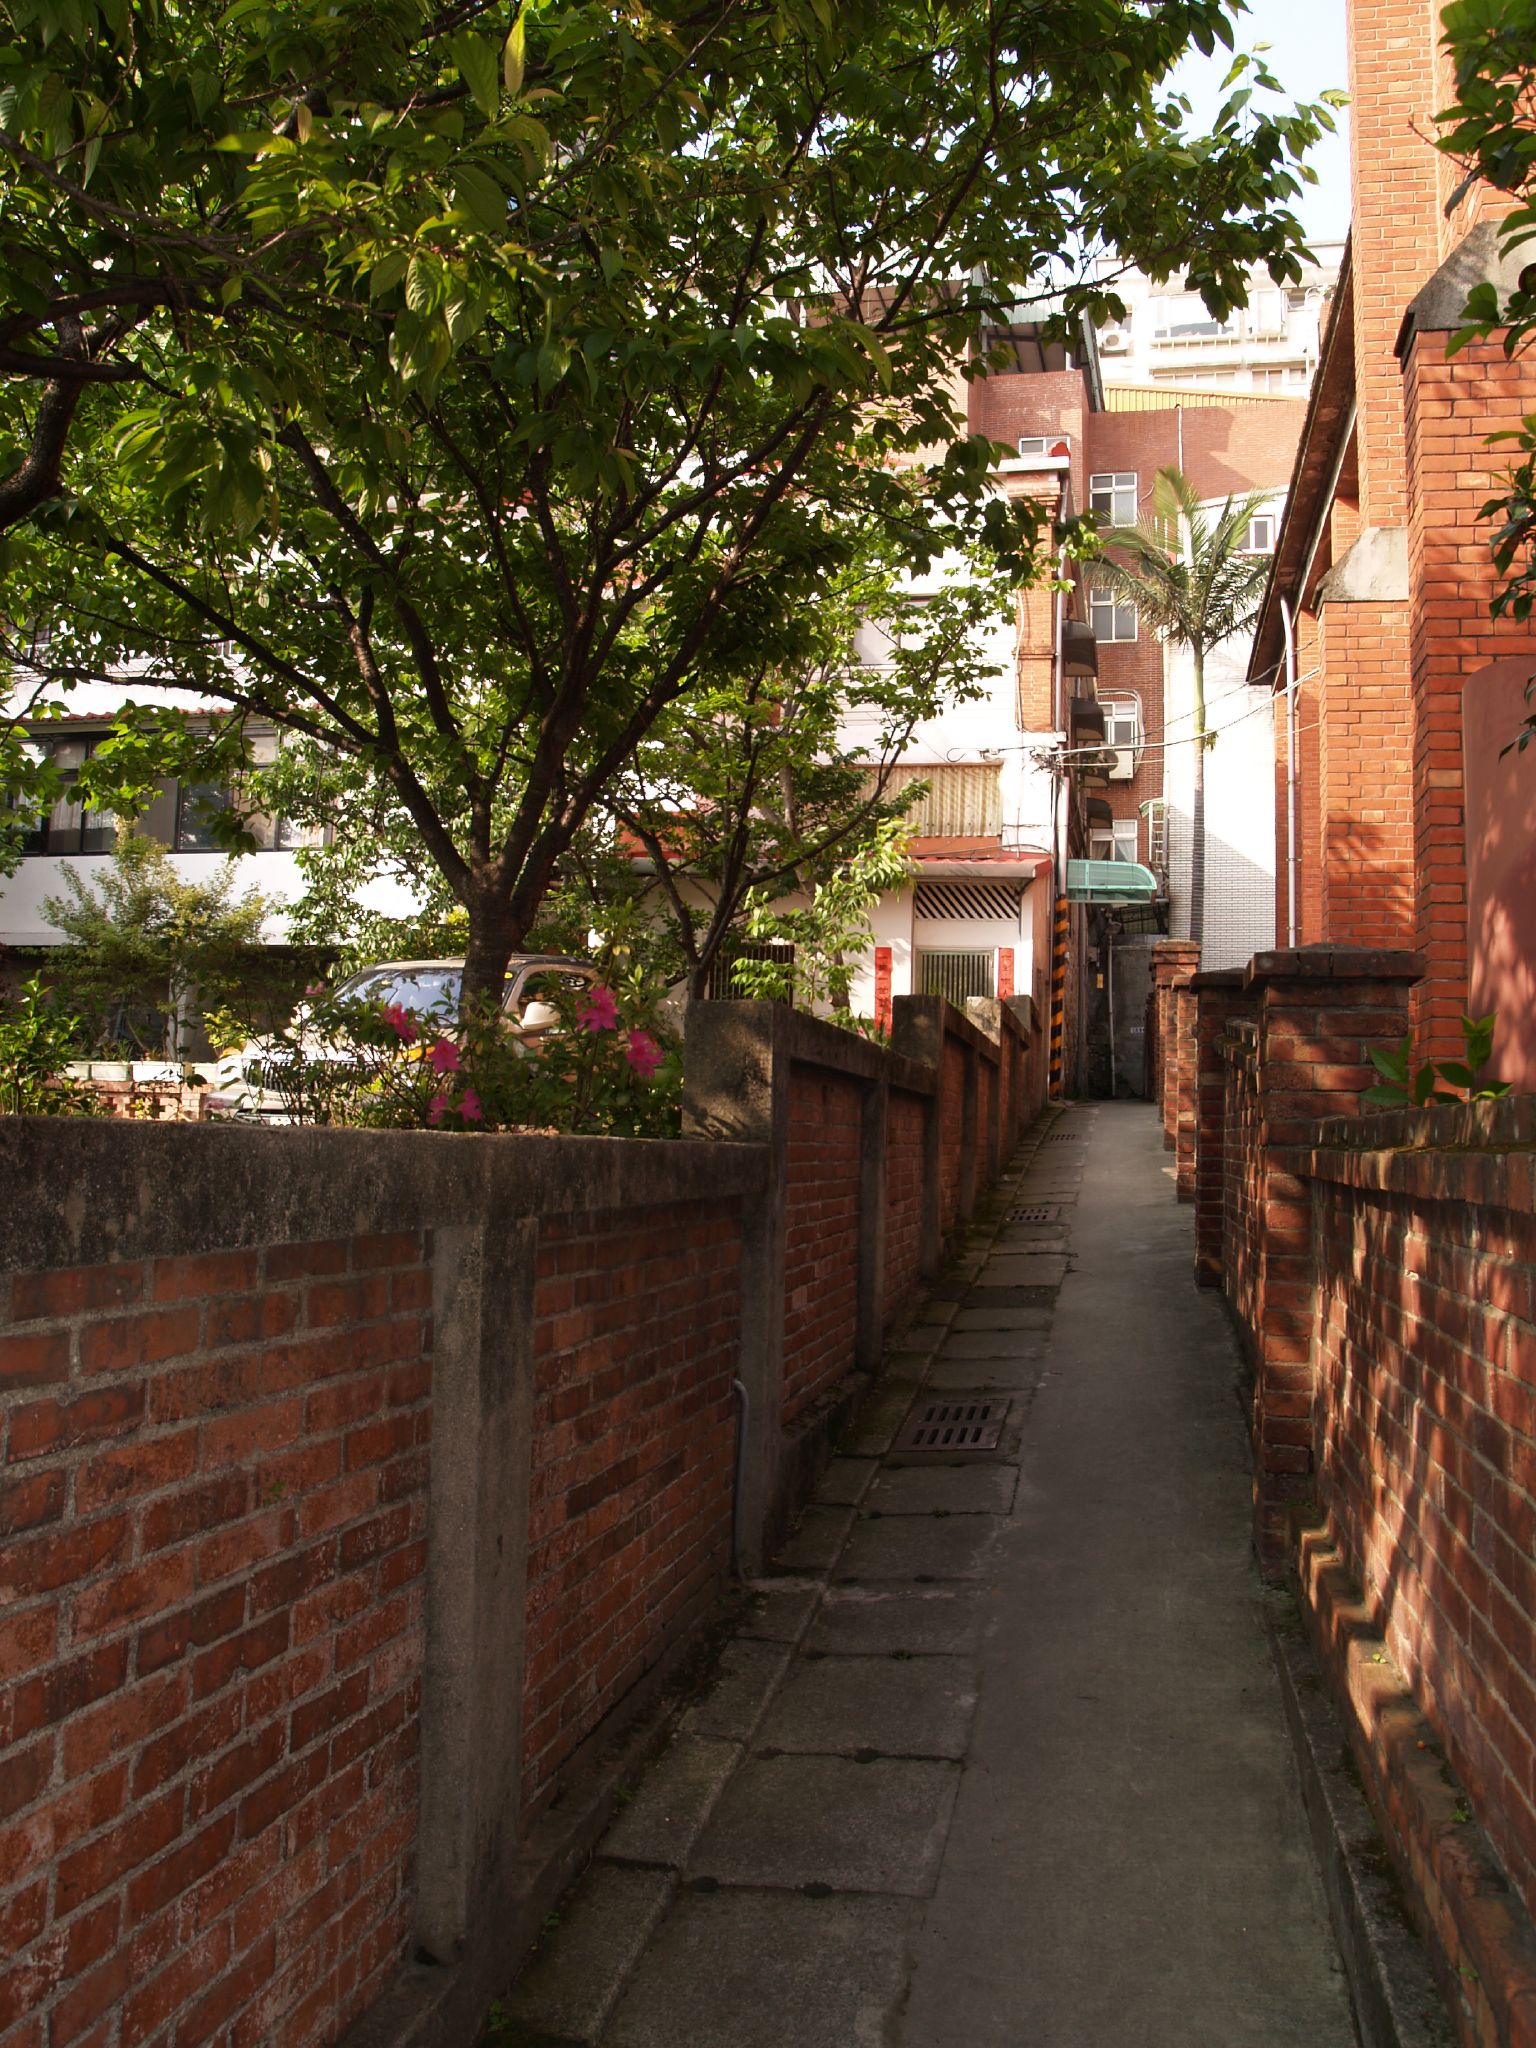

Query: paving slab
924;1352;1046;1394
949;1285;1056;1311
805;1587;989;1657
680;1639;793;1743
737;1582;820;1644
975;1253;1069;1287
766;1506;853;1577
812;1457;880;1507
601;1889;915;2048
837;1513;1004;1583
757;1653;978;1760
839;1379;919;1457
939;1328;1047;1360
493;1863;674;2044
686;1753;960;1894
951;1304;1053;1332
866;1465;1017;1516
600;1736;743;1870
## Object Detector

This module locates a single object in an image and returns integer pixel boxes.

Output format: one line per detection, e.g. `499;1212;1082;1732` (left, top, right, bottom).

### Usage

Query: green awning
1065;858;1159;904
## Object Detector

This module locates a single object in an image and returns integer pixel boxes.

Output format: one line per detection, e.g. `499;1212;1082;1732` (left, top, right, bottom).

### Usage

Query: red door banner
874;946;893;1031
997;947;1015;1000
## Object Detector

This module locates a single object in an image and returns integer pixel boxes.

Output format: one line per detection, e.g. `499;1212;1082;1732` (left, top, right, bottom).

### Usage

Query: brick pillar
1149;941;1200;1150
1189;969;1252;1289
1173;983;1199;1200
1242;945;1422;1572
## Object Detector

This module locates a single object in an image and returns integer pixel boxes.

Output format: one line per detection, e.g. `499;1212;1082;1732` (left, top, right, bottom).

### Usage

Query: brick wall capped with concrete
0;990;1048;2048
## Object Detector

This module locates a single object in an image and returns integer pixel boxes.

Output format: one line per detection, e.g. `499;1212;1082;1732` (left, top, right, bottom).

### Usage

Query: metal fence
707;941;797;1003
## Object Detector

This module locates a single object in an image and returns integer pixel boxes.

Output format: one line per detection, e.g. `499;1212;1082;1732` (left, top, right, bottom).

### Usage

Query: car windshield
337;967;462;1019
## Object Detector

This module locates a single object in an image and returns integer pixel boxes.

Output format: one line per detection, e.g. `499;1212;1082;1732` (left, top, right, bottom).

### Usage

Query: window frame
18;732;117;857
1087;586;1138;645
1089;472;1138;526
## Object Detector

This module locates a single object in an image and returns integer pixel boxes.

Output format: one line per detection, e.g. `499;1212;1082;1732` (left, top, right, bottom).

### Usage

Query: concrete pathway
492;1103;1359;2048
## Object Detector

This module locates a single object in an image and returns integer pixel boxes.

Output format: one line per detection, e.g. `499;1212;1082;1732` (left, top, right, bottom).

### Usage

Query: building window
853;599;929;668
1149;294;1238;344
1088;586;1137;644
1089;472;1137;525
1102;700;1140;751
174;780;231;852
1111;818;1139;863
1241;513;1276;555
917;949;995;1003
19;735;117;855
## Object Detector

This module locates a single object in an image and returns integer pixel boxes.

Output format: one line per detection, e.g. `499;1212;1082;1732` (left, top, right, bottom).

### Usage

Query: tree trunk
459;891;518;1021
1188;645;1206;952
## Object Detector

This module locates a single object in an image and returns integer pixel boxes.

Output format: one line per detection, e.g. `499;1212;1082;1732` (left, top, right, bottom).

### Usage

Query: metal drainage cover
1007;1203;1061;1224
896;1399;1009;1454
1045;1131;1080;1143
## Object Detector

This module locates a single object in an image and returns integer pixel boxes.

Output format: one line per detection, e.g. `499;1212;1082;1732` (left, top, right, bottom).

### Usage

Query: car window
338;968;462;1019
513;970;593;1011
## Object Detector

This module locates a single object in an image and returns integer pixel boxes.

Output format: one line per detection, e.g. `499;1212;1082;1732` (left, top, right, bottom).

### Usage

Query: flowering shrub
228;973;681;1137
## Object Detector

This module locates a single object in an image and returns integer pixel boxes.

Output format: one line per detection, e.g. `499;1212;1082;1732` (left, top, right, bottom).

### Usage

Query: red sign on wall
874;946;893;1031
997;947;1015;1000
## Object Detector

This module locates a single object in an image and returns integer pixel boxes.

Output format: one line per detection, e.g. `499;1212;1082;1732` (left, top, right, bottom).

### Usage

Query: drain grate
1007;1202;1061;1224
895;1398;1009;1454
1044;1131;1080;1143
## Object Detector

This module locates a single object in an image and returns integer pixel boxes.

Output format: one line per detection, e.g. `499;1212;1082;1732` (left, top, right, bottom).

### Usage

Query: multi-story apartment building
1248;0;1536;1088
1094;246;1344;396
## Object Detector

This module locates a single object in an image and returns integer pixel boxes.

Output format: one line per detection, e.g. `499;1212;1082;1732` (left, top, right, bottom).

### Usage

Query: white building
1093;245;1344;396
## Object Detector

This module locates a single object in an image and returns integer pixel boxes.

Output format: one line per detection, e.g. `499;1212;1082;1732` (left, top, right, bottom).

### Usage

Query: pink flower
381;1003;418;1045
427;1091;449;1126
458;1088;484;1122
577;984;620;1032
427;1037;461;1073
624;1028;663;1078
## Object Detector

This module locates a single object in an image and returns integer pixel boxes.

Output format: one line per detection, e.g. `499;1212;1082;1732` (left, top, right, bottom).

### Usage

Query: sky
1167;0;1352;248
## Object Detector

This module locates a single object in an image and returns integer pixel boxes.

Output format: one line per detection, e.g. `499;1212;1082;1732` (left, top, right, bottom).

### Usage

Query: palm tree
1096;466;1274;950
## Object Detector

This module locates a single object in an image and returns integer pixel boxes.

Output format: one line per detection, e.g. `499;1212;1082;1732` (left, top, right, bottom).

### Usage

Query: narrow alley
493;1103;1360;2048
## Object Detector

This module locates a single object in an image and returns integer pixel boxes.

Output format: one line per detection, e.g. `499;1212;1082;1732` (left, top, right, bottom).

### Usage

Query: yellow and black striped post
1049;893;1068;1097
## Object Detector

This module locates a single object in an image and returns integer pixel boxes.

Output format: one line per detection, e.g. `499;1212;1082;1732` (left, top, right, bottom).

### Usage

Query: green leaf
503;10;526;98
453;164;506;236
368;248;410;299
452;31;500;118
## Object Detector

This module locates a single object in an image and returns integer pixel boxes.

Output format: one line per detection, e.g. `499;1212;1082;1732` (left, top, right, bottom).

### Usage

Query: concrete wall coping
1245;946;1424;990
1307;1136;1536;1218
0;1120;771;1276
1313;1092;1536;1157
1190;968;1247;992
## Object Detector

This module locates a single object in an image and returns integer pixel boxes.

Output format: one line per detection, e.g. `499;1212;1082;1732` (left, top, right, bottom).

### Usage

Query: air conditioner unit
1098;322;1130;353
1108;747;1135;781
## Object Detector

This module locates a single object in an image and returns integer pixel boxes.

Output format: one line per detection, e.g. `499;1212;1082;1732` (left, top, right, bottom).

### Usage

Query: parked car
214;955;598;1117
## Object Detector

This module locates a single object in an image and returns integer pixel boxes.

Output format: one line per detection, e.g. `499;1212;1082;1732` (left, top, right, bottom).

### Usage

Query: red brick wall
1316;599;1415;948
1403;334;1536;1060
937;1041;967;1237
0;1233;433;2048
782;1068;863;1423
883;1091;926;1322
523;1201;741;1811
1310;1147;1536;1939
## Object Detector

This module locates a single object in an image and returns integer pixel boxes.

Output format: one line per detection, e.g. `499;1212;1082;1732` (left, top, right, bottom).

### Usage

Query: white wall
1162;633;1277;971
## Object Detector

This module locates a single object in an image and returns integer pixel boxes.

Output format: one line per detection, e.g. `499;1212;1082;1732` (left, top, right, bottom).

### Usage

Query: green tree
732;818;916;1023
609;523;1011;999
1096;466;1273;947
41;831;272;1057
1;0;1335;1008
1436;0;1536;751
